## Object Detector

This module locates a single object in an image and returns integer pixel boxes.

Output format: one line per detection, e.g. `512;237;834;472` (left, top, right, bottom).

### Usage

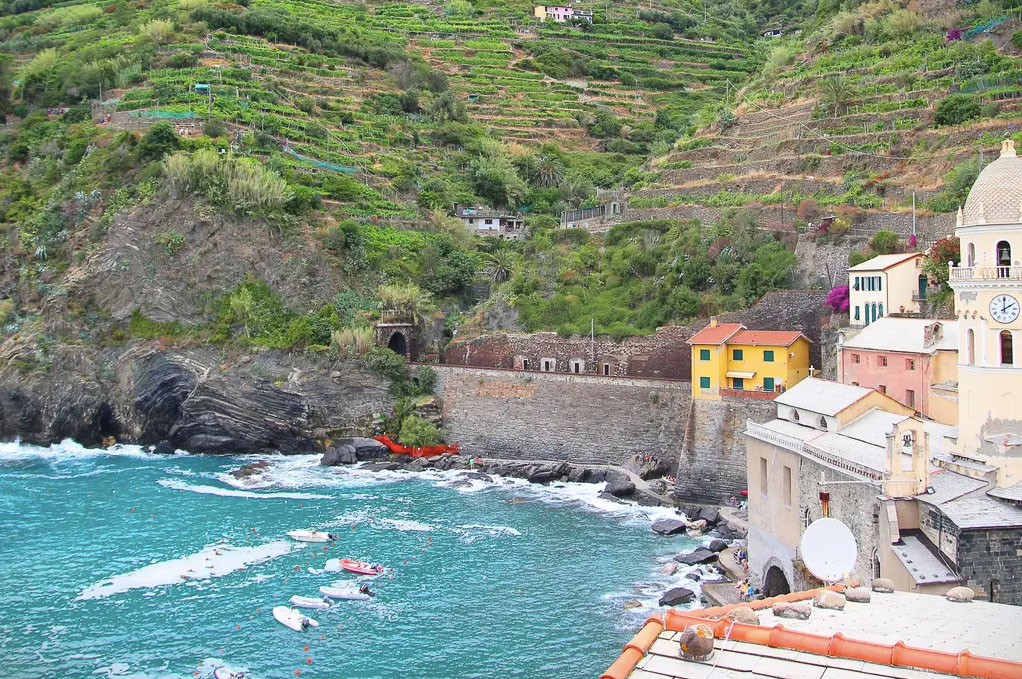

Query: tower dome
961;139;1022;227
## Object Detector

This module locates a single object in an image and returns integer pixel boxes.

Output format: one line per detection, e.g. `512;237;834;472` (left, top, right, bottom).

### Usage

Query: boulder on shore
697;507;719;525
707;539;728;553
674;547;717;565
605;475;636;498
651;518;688;536
659;586;696;606
321;444;357;466
152;440;176;455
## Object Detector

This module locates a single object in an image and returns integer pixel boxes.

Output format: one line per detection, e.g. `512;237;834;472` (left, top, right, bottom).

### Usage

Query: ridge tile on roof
686;323;744;345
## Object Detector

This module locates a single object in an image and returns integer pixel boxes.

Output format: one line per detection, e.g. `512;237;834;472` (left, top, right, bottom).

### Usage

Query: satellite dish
800;518;857;583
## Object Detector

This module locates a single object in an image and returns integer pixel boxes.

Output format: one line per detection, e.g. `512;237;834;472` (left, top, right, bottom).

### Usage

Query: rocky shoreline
318;437;676;506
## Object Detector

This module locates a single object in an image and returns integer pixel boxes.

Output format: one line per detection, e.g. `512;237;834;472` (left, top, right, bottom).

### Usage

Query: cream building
848;252;925;327
949;139;1022;488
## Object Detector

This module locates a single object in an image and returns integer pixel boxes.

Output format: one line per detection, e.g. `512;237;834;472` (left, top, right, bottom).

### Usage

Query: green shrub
138;122;180;161
362;346;407;382
1012;30;1022;50
398;415;440;447
869;229;901;255
155;231;186;255
849;250;869;267
934;94;980;127
0;299;14;326
330;326;373;357
164;149;291;212
129;310;187;339
204;117;227;138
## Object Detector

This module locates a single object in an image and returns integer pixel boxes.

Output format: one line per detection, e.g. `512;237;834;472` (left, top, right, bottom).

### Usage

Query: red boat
374;435;459;458
340;558;384;576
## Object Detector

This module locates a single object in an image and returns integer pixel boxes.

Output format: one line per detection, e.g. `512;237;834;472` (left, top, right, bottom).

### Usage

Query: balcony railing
950;265;1022;282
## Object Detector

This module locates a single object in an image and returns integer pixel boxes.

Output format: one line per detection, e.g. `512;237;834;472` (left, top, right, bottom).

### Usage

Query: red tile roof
730;329;809;346
600;584;1022;679
686;323;744;345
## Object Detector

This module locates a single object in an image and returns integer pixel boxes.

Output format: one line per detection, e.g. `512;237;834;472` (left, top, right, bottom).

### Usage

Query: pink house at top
837;317;959;425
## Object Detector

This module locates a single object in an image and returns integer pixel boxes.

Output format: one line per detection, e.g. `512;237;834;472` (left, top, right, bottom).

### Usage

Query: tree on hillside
869;230;901;255
469;155;527;208
426;90;467;123
934;94;980;127
483;249;516;283
818;77;856;117
531;155;565;188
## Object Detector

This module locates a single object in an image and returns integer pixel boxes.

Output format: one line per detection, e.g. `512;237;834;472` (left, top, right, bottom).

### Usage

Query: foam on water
157;478;331;500
376;518;436;532
455;524;522;537
0;439;160;462
77;541;302;600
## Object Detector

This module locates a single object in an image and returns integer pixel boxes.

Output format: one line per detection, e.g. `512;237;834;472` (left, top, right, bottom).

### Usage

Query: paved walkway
477;458;679;505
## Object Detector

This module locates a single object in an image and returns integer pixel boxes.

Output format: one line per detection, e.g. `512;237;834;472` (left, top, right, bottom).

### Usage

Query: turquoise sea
0;441;703;679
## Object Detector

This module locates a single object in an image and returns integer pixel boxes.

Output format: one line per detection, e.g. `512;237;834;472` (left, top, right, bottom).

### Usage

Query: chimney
709;316;719;328
1002;139;1017;158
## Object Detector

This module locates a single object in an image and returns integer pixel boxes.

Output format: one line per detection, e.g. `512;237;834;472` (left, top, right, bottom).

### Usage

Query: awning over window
726;370;756;379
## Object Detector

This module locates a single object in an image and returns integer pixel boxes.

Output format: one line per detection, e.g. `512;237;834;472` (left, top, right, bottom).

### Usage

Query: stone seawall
432;366;691;468
432;365;783;503
674;397;778;504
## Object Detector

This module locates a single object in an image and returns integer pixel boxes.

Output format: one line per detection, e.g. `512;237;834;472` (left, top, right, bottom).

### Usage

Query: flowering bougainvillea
825;284;850;313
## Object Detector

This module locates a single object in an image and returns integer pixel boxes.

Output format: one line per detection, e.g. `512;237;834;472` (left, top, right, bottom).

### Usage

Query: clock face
990;294;1020;324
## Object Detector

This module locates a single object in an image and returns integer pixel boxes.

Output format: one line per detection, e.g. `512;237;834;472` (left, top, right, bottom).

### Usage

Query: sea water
0;441;708;679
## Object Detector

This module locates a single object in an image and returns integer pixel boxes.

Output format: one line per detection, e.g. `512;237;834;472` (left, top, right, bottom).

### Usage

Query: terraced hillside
633;3;1022;252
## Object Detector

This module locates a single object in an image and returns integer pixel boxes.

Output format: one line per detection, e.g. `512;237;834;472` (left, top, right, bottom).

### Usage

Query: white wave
77;540;302;600
0;439;161;462
157;478;330;500
377;518;436;532
455;524;522;537
215;454;401;492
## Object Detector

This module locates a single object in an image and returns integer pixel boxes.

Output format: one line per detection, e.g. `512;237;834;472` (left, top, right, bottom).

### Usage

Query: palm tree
532;155;565;188
818;77;856;117
483;250;516;284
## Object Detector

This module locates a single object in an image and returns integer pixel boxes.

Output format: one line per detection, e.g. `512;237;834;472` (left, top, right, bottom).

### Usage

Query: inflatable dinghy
272;606;319;631
288;595;332;609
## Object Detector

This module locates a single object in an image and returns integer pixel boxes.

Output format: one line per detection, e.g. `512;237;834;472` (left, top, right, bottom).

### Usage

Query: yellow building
949;139;1022;488
687;319;811;399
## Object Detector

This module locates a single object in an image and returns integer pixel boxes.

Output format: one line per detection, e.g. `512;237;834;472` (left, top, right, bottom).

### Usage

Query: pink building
533;4;593;22
837;317;959;425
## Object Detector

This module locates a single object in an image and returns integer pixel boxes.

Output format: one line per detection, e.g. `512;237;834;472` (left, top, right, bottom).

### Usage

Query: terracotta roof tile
686;323;744;345
730;329;809;346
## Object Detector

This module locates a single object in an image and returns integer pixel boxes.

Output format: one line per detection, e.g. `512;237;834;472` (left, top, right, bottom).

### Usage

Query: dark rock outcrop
651;518;688;536
0;345;393;455
708;539;729;553
231;460;271;479
321;444;357;466
605;475;636;497
659;587;696;606
674;547;717;565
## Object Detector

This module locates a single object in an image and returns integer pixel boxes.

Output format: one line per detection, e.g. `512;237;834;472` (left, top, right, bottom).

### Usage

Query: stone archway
387;331;408;357
763;564;791;598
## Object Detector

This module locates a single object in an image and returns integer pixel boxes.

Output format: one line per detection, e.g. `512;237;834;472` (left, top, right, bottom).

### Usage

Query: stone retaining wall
431;365;691;468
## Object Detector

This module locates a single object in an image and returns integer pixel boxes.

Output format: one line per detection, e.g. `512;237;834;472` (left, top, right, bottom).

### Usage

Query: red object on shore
739;490;748;496
339;558;383;576
374;434;459;458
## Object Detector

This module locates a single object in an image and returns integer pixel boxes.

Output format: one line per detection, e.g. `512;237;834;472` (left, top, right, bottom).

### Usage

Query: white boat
287;530;336;543
319;584;372;600
288;595;331;609
272;606;319;631
213;669;245;679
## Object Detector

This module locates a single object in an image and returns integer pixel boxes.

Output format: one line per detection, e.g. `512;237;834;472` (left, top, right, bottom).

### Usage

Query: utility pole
912;189;917;240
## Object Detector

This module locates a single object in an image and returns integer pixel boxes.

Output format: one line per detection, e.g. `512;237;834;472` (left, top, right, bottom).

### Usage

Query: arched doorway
966;328;975;365
967;242;976;267
387;331;407;357
763;566;791;598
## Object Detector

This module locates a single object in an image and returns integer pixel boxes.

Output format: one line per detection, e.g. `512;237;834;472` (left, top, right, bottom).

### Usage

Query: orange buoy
130;508;135;512
236;624;240;630
295;671;300;676
306;658;311;664
304;646;309;652
320;634;325;640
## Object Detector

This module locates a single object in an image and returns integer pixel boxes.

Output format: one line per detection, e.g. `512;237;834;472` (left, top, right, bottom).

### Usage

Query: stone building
848;252;925;327
454;206;526;240
838;317;958;424
688;319;811;400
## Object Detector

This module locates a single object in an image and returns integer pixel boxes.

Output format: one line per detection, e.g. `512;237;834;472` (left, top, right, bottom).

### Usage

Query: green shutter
764;350;774;362
733;349;743;361
764;377;775;392
699;376;710;389
699;349;710;361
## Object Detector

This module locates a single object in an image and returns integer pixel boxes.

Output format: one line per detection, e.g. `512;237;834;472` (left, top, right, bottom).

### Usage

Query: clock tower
949;139;1022;486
